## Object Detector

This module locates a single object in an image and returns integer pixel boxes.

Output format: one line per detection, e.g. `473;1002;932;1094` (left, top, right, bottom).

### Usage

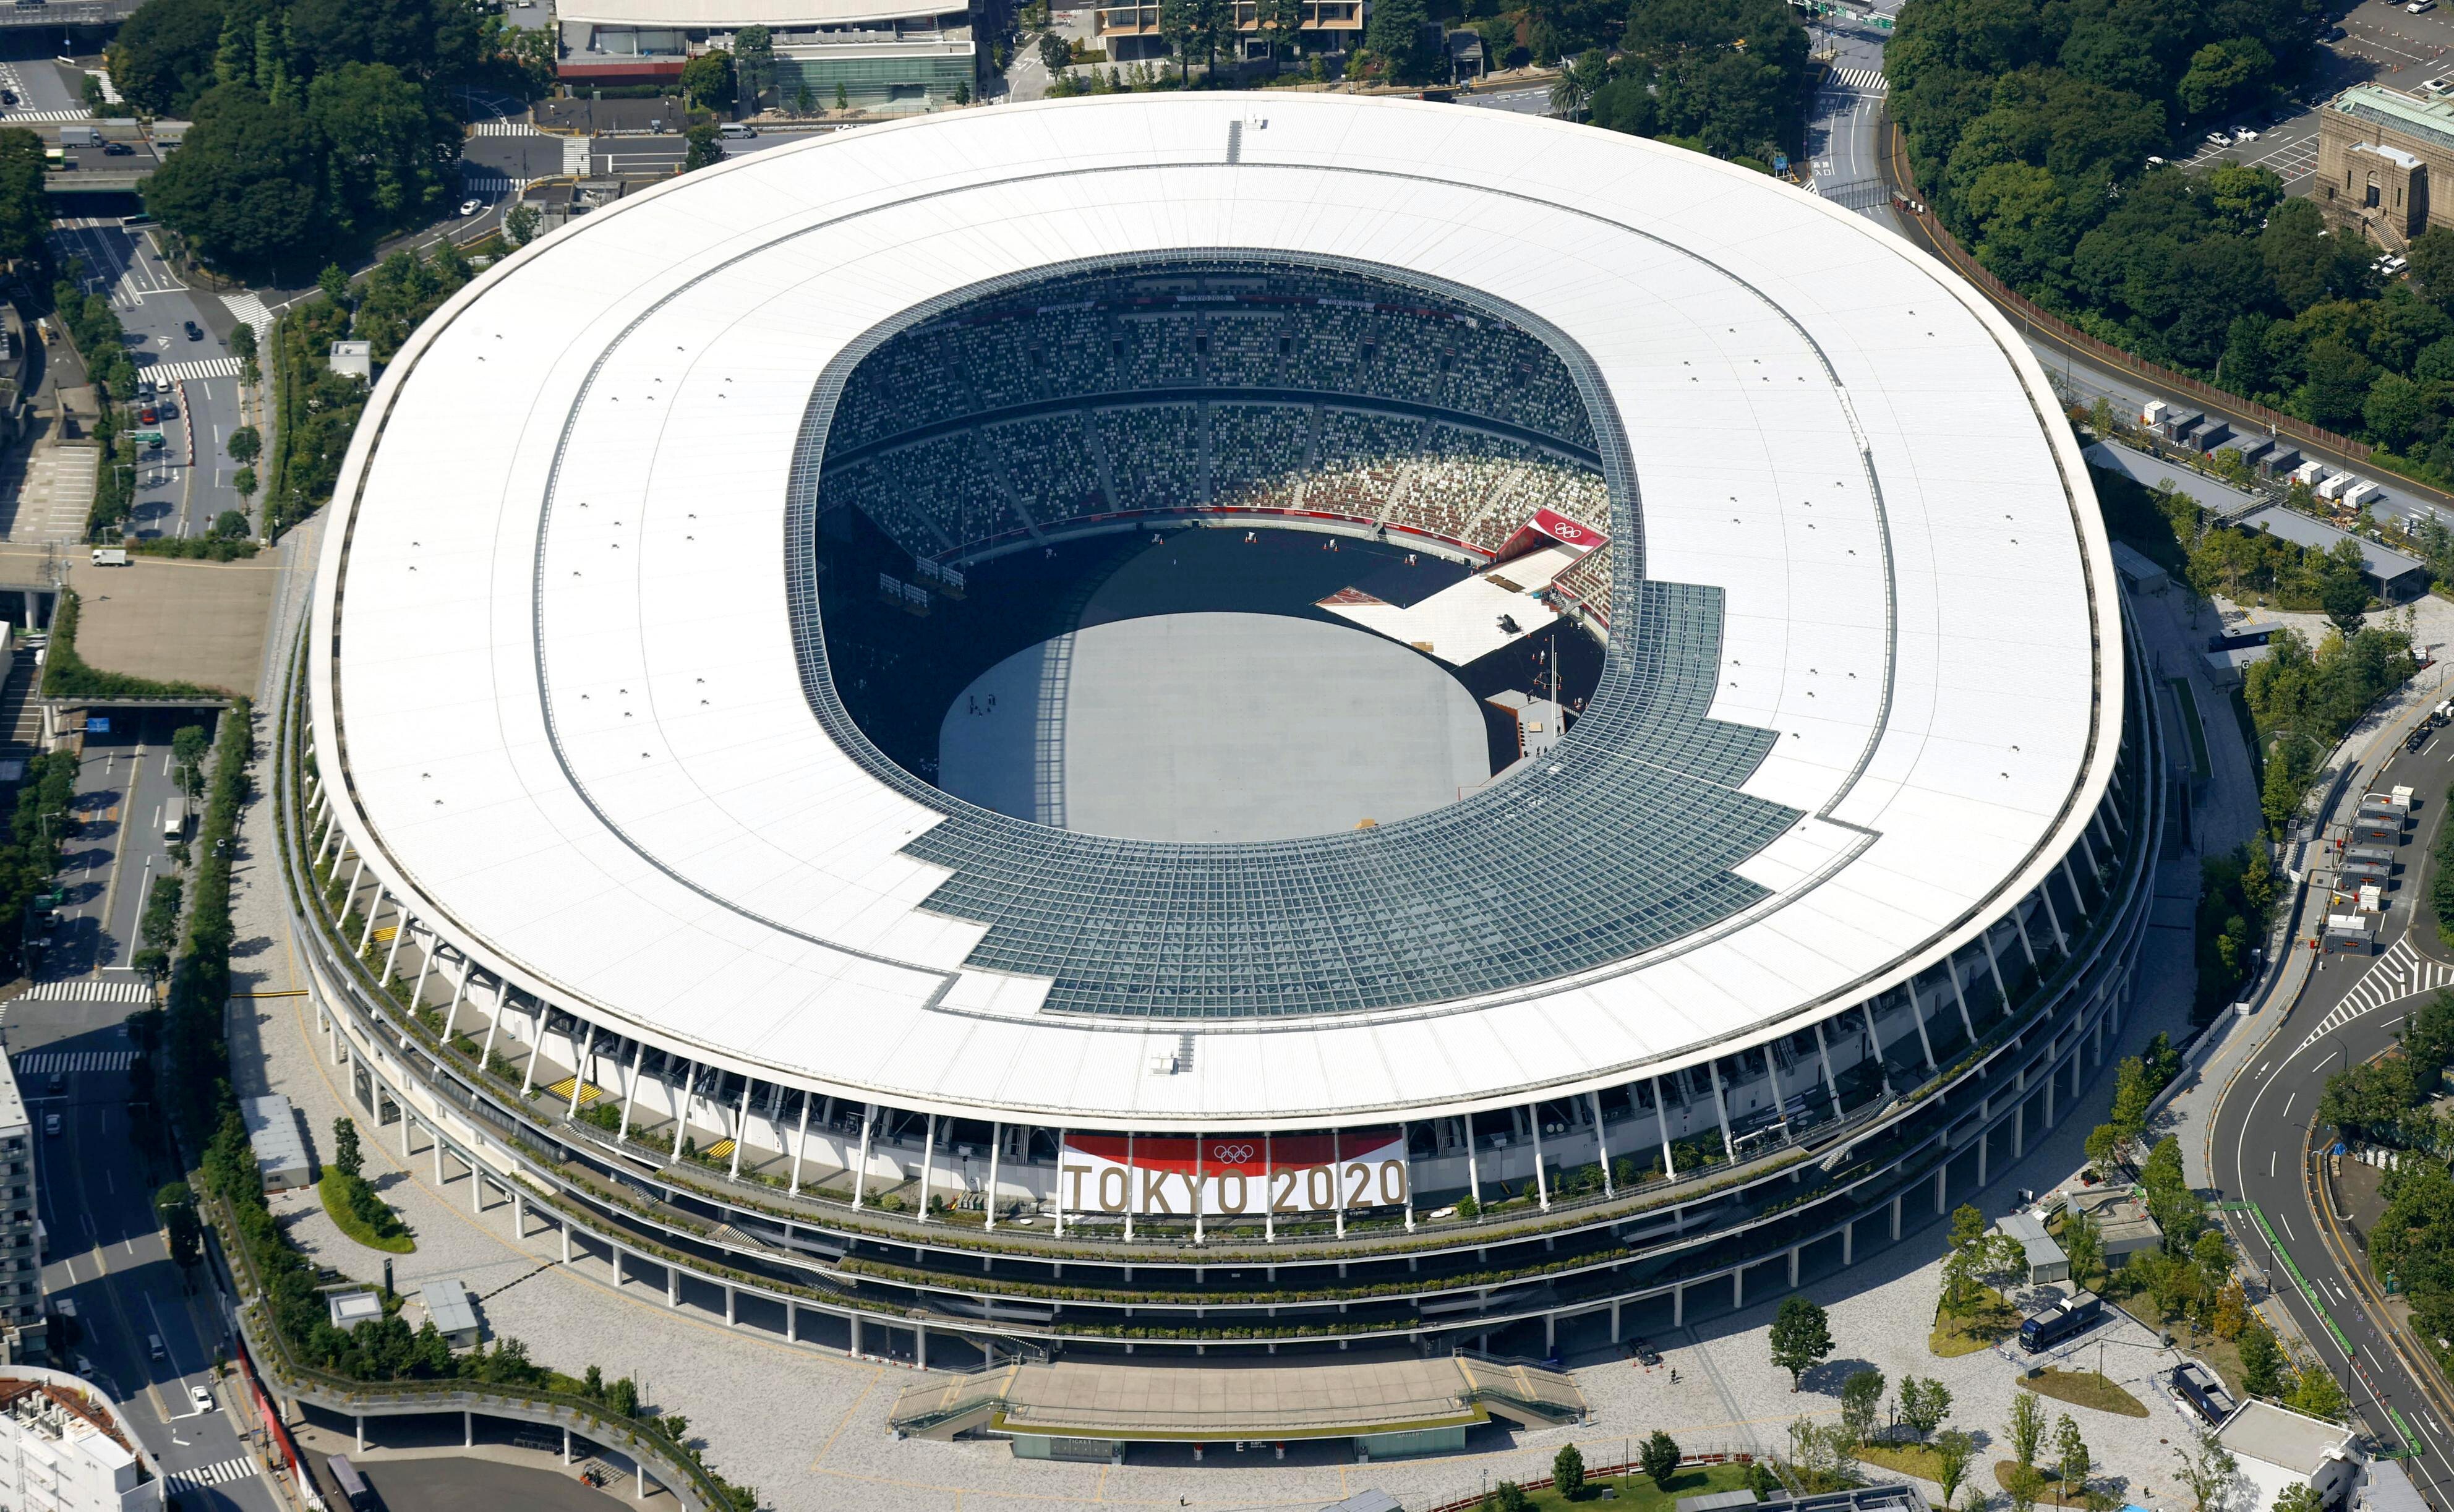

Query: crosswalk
2298;934;2454;1051
460;170;517;194
164;1456;256;1494
221;291;274;347
1830;66;1888;92
145;356;242;384
17;978;153;1004
469;120;542;136
12;1049;138;1073
1;108;92;124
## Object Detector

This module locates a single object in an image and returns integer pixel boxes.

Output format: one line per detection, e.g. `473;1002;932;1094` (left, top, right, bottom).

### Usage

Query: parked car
2232;127;2259;142
2206;131;2229;145
41;1114;58;1137
182;320;202;341
2410;1;2435;16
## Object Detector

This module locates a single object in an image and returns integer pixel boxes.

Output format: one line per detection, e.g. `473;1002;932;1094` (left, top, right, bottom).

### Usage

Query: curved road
2210;721;2454;1507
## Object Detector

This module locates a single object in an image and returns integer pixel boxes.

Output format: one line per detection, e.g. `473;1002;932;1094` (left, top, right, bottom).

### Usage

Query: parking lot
2183;0;2454;190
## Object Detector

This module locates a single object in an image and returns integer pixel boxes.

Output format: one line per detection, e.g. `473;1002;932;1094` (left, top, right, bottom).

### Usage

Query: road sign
84;717;108;734
132;430;164;449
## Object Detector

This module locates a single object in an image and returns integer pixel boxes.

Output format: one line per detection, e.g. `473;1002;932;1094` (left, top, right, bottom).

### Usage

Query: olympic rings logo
1554;522;1586;540
1210;1143;1257;1164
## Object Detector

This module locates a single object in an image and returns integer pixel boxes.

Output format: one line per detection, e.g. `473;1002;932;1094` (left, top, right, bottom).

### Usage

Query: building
552;0;977;111
417;1281;481;1350
239;1095;312;1192
2064;1186;2161;1265
1092;0;1359;62
2217;1399;2363;1510
2232;503;2430;600
292;94;2155;1386
328;341;372;382
0;1056;40;1364
327;1290;383;1330
2318;83;2452;246
0;1368;163;1510
1998;1210;2069;1284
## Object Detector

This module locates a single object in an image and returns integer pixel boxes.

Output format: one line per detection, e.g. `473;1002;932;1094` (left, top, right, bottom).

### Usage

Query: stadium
284;92;2155;1416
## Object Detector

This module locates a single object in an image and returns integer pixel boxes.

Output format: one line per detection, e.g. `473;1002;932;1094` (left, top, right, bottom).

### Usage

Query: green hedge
129;537;259;561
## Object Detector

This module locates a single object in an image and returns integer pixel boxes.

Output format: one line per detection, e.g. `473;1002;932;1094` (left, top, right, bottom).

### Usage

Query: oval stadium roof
311;93;2122;1128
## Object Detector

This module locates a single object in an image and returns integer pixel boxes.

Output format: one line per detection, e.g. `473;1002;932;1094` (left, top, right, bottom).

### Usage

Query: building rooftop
418;1281;479;1338
0;1046;25;1140
239;1095;309;1181
314;93;2121;1126
2335;83;2454;153
2234;504;2427;582
2219;1399;2356;1475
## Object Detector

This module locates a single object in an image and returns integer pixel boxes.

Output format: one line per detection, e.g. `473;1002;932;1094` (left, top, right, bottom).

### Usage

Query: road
34;711;199;985
49;218;259;542
2209;717;2454;1508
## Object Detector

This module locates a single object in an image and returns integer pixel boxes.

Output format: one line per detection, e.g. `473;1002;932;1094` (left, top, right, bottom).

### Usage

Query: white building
2218;1400;2364;1511
0;1053;40;1362
0;1368;163;1510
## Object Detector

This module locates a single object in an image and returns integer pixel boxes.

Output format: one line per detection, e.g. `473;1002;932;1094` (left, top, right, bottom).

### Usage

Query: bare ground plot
63;555;275;692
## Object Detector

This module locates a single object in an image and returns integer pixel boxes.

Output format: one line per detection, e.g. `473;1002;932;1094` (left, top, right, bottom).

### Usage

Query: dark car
101;142;131;156
2;91;19;105
182;320;202;341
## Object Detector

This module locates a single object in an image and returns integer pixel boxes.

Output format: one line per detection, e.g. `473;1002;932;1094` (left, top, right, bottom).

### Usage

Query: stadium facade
287;94;2154;1370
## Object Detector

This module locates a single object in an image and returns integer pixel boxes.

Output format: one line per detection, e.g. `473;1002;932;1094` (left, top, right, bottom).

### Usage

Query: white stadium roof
312;93;2120;1129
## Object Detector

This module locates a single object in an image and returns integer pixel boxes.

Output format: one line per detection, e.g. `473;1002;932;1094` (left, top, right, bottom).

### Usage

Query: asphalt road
35;710;202;983
2210;721;2454;1506
50;218;255;541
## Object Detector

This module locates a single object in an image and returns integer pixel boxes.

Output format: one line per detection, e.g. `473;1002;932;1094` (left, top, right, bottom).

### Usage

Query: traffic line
145;357;241;385
14;979;152;1004
1829;66;1887;92
163;1454;255;1493
2296;935;2454;1051
12;1050;138;1072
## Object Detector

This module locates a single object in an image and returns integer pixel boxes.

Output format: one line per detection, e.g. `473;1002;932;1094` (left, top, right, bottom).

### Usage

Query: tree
2007;1389;2046;1472
1769;1296;1833;1390
1550;48;1609;119
2061;1210;2102;1289
1554;1443;1586;1499
1642;1430;1681;1488
2319;536;2371;638
1840;1369;1884;1446
2006;1464;2046;1512
1039;31;1071;75
1495;1484;1533;1512
210;510;250;539
733;25;776;105
155;1182;201;1268
2273;1484;2325;1512
681;49;734;110
1364;0;1438;84
2054;1413;2090;1496
170;724;210;795
609;1375;641;1417
1897;1375;1951;1441
683;122;725;173
108;0;228;116
0;130;45;268
1935;1428;1975;1503
332;1116;362;1179
505;203;541;247
303;62;456;243
2172;1429;2242;1512
2141;1136;2203;1253
2239;1326;2285;1396
140;84;320;278
2286;1364;2348;1422
226;424;262;464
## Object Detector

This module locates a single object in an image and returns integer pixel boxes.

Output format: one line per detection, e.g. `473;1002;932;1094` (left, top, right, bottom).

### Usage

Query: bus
327;1454;379;1511
2018;1290;2101;1352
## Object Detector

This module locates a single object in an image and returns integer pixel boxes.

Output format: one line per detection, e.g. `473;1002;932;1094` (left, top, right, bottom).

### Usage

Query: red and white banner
1495;508;1610;567
1059;1130;1408;1217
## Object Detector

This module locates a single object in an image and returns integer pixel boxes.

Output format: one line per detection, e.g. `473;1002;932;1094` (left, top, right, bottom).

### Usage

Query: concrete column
1860;1004;1892;1095
1983;930;2010;1010
1948;960;1977;1043
1591;1090;1613;1195
562;1427;571;1465
918;1326;928;1371
1263;1132;1273;1241
918;1112;938;1220
1708;1062;1735;1163
433;1132;444;1186
569;1026;596;1117
356;1416;364;1453
729;1077;755;1179
1933;1164;1946;1215
1652;1077;1677;1178
471;1165;484;1215
519;1006;544;1096
1192;1130;1203;1245
1122;1130;1136;1242
850;1104;876;1210
637;1464;645;1500
1333;1128;1347;1236
463;1410;471;1448
852;1314;865;1357
345;855;366;915
1842;1219;1853;1265
383;908;409;982
1610;1298;1621;1342
1734;1268;1744;1310
400;1108;411;1157
357;889;383;954
790;1095;814;1197
408;930;435;1007
1789;1245;1800;1289
725;1286;737;1326
479;979;510;1065
1544;1313;1555;1351
513;1189;525;1239
1906;992;1938;1072
2040;884;2070;954
1673;1282;1685;1328
1463;1123;1481;1212
1977;1129;1988;1189
562;1224;572;1264
2014;903;2041;968
442;960;470;1039
667;1265;678;1308
1054;1125;1069;1237
2014;1102;2025;1158
2046;1061;2058;1126
1891;1194;1902;1240
670;1062;696;1159
617;1040;645;1141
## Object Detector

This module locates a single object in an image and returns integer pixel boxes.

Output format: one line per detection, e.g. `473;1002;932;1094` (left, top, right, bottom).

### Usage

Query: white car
40;1114;58;1137
2206;131;2229;146
2411;0;2435;15
459;198;482;216
71;1355;92;1378
2232;127;2259;142
2427;75;2454;94
189;1384;212;1415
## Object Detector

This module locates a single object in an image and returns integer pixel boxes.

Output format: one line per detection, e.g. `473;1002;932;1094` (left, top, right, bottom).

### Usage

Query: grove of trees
112;0;520;277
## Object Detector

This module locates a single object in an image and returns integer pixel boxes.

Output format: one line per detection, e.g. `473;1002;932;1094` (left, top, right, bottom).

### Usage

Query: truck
161;793;187;842
2019;1289;2101;1351
56;124;98;148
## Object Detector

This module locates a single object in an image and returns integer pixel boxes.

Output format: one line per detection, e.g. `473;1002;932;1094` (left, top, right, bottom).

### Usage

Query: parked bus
2018;1290;2101;1352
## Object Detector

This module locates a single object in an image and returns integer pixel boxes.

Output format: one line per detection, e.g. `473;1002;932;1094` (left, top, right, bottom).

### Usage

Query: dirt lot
62;555;275;693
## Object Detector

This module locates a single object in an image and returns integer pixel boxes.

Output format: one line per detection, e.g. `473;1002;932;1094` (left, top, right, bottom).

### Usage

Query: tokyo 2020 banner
1058;1130;1408;1217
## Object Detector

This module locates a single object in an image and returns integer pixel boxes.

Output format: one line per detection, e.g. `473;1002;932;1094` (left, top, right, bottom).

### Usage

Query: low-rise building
0;1056;41;1363
1997;1210;2070;1284
2063;1185;2161;1265
239;1095;312;1192
2233;503;2430;600
2217;1399;2362;1510
0;1368;163;1510
418;1281;481;1350
554;0;978;112
1092;0;1359;62
2318;83;2453;247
